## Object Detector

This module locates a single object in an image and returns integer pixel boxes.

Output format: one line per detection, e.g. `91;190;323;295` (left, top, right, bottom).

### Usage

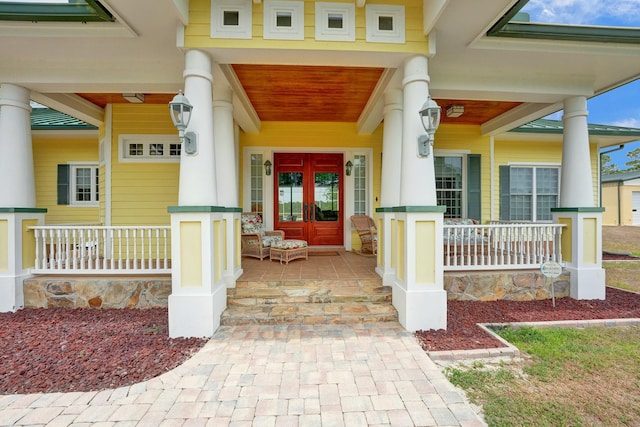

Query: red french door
273;153;344;246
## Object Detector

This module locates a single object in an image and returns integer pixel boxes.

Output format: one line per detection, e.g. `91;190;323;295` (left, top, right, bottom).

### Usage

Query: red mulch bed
0;308;206;395
416;287;640;352
1;286;639;395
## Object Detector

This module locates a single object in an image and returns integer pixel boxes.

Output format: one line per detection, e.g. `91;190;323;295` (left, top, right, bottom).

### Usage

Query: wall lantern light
345;160;353;176
417;96;441;158
264;159;272;176
169;90;198;155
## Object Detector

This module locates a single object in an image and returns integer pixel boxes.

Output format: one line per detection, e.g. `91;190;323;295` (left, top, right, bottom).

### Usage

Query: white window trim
118;134;181;163
315;2;355;42
69;162;99;207
434;152;468;218
365;4;405;44
210;0;253;39
263;0;305;41
506;162;561;222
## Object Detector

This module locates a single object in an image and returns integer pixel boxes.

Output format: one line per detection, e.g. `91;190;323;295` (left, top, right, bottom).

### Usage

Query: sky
521;0;640;170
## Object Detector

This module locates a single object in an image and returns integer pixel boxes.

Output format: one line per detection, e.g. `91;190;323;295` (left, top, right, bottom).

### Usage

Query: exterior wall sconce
168;90;198;155
345;160;353;176
417;96;441;158
264;159;272;176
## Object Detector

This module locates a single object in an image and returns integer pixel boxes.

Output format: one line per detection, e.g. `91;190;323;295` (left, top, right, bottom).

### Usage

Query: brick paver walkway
0;323;486;426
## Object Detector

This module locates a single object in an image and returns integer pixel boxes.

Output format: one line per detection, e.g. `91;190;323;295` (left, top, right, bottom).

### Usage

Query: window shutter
499;165;510;221
57;164;70;205
467;154;481;221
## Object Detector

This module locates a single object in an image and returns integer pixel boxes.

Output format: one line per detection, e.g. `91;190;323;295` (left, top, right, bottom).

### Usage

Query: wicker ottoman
269;239;308;264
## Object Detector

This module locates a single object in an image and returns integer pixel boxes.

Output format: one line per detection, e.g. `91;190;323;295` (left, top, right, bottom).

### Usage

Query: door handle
311;203;315;222
303;203;308;222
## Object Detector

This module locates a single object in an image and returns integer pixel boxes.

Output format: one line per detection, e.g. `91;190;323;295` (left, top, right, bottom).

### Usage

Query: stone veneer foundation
23;276;171;309
22;270;571;309
444;270;570;301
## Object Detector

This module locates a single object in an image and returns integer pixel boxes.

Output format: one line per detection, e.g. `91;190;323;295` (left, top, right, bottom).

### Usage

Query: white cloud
523;0;640;26
612;118;640;128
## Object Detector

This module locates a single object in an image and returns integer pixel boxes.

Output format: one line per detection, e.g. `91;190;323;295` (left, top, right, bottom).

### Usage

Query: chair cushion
271;239;308;249
444;218;477;226
262;235;283;248
241;213;264;234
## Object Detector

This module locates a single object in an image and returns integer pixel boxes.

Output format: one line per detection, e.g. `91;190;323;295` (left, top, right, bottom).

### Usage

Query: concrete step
223;278;397;325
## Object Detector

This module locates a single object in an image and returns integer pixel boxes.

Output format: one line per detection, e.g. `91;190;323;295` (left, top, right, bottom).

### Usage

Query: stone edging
427;317;640;361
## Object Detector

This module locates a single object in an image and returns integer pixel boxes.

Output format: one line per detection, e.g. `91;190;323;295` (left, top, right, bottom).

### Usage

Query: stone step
227;284;392;305
220;302;398;326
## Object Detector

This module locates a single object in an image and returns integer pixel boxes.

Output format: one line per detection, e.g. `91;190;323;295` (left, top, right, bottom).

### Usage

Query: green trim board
168;206;241;213
391;206;446;213
0;0;113;23
0;208;47;213
513;119;640;137
551;207;605;213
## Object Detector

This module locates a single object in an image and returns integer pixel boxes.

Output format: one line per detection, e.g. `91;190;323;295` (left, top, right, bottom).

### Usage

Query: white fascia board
357;68;397;135
423;0;449;36
216;64;261;133
171;0;190;26
30;93;105;127
481;102;561;136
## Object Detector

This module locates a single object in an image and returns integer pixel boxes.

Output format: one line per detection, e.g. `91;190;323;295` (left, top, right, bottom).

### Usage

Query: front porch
22;247;571;325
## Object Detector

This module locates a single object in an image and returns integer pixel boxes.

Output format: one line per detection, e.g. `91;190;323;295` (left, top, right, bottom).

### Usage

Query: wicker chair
241;212;285;260
350;214;377;256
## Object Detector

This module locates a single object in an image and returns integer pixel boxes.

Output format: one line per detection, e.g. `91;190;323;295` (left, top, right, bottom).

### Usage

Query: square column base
392;284;446;331
168;282;226;338
566;266;606;300
0;274;28;312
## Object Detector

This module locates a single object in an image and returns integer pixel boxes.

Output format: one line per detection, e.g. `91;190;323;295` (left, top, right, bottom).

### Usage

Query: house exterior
602;170;640;226
2;0;640;337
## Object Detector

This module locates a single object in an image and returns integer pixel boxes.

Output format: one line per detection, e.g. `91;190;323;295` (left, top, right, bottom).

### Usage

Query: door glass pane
314;172;339;221
278;172;303;222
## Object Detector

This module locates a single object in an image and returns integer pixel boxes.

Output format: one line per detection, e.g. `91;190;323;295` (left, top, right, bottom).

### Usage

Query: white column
380;89;403;208
179;50;218;206
213;84;238;207
376;89;403;284
399;56;436;206
213;84;243;287
560;96;593;208
553;96;605;300
0;84;46;312
0;84;35;208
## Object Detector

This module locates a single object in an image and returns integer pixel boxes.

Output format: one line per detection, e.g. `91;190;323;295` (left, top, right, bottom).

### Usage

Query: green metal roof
602;170;640;183
31;108;97;131
513;119;640;137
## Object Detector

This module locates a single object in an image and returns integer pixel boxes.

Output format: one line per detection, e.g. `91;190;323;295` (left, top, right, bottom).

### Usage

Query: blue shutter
499;165;510;221
467;154;481;221
57;164;70;205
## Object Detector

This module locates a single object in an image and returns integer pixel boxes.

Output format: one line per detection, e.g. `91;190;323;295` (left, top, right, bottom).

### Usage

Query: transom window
119;135;181;163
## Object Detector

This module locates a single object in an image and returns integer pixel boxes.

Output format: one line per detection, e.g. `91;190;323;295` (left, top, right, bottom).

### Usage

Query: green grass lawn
445;326;640;427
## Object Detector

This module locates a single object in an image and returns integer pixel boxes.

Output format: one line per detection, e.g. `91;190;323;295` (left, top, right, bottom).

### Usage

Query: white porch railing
30;225;171;274
443;222;565;271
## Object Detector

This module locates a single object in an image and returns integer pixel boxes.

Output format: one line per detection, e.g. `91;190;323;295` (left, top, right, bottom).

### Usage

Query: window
210;0;252;39
71;165;99;205
250;154;264;216
119;135;181;162
365;4;405;44
353;155;367;215
435;156;463;218
57;163;98;206
263;0;304;40
315;2;355;41
500;165;559;221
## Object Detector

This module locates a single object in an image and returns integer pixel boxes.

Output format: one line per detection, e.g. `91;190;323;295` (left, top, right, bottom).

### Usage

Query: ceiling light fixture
123;93;145;103
446;104;464;118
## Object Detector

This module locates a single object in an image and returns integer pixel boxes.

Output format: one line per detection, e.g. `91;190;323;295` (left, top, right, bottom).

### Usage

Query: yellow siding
33;137;100;224
185;0;429;55
434;124;492;222
110;105;179;226
602;182;621;225
493;140;599;219
239;121;383;213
